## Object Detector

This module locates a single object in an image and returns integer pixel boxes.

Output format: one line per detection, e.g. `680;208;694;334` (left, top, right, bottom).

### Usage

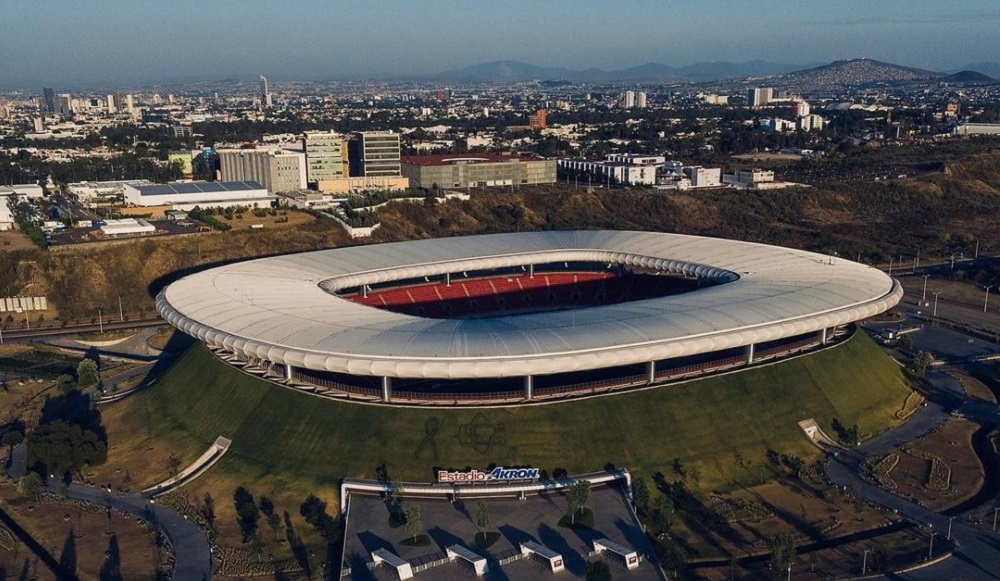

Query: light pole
986;286;993;314
118;295;124;322
947;516;954;540
932;292;941;321
98;308;103;334
862;548;870;575
922;274;930;303
993;507;999;532
787;562;791;581
915;245;921;270
888;257;894;277
928;530;937;560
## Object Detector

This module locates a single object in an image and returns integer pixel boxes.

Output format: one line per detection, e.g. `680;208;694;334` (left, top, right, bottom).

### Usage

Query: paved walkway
825;365;1000;580
6;444;213;580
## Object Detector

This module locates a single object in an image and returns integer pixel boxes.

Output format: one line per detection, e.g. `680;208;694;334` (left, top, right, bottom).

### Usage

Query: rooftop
401;154;522;167
130;181;265;196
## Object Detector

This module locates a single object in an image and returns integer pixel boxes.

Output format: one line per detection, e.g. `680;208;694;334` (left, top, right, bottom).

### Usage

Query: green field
99;331;911;509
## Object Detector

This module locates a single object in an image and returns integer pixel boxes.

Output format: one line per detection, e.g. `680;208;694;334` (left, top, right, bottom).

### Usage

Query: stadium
155;230;903;405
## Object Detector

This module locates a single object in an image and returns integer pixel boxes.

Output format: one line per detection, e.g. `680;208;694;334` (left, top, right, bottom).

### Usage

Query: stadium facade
156;231;902;405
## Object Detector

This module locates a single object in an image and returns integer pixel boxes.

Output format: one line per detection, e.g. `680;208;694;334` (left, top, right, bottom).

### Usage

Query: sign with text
437;466;539;483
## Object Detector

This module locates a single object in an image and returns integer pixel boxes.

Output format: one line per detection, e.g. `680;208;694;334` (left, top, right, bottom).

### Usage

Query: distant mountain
955;62;1000;79
425;59;803;83
941;70;995;83
777;58;941;88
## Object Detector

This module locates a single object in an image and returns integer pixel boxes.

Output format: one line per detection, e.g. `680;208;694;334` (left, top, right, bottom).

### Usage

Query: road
0;317;165;344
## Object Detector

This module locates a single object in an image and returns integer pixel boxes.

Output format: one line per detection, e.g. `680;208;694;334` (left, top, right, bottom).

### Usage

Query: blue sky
2;0;999;87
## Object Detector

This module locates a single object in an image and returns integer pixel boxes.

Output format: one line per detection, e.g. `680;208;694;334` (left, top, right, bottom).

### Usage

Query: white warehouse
123;181;273;211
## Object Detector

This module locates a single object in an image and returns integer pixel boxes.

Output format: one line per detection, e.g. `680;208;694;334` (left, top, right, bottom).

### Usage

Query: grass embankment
97;332;909;504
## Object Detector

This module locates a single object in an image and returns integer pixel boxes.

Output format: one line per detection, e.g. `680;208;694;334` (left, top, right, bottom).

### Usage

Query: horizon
2;0;999;90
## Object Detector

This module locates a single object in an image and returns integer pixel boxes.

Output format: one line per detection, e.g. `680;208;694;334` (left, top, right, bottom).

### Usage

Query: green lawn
103;331;911;507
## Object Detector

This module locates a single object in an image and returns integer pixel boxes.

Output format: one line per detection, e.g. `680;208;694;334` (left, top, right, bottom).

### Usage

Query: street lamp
986;286;993;314
947;516;954;540
862;548;870;575
98;308;103;334
922;274;930;303
888;257;894;277
932;292;941;321
993;507;999;532
928;529;937;560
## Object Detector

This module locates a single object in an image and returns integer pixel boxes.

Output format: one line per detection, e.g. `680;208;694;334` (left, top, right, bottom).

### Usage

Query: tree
76;358;99;388
910;351;935;377
2;430;24;454
166;454;181;477
897;333;914;353
389;479;405;515
233;486;260;543
870;543;888;572
17;472;43;501
767;531;796;577
200;493;216;529
404;504;423;542
632;477;650;514
27;421;107;478
651;493;674;532
566;480;592;524
585;560;613;581
473;501;490;536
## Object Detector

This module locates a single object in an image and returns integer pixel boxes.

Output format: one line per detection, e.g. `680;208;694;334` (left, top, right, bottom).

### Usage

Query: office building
106;94;117;113
558;154;664;186
218;149;306;194
349;131;401;177
42;88;55;112
747;87;773;108
260;75;272;108
791;99;810;118
401;155;557;189
637;92;648;109
303;132;349;183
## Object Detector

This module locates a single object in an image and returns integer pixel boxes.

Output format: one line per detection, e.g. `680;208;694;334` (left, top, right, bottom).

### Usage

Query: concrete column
381;376;392;402
445;272;452;287
284;364;293;381
528;264;535;279
646;361;656;384
524;375;534;401
362;285;369;298
820;327;828;345
745;343;755;365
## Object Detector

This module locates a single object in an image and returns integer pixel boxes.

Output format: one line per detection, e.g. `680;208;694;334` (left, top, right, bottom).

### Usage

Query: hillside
427;59;801;83
776;58;941;89
95;331;911;504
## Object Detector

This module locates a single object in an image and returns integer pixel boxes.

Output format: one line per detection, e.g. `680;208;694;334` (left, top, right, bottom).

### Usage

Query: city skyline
2;0;1000;88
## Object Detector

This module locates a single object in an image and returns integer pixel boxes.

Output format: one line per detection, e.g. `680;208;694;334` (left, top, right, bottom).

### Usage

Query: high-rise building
747;87;773;108
56;93;73;116
637;92;648;109
32;117;44;132
125;94;135;114
349;131;401;177
42;88;55;112
623;90;636;109
259;75;272;108
106;94;117;113
303;132;349;183
528;109;547;130
218;148;306;194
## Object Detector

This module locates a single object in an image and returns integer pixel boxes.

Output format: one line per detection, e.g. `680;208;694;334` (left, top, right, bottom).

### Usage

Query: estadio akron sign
437;466;540;483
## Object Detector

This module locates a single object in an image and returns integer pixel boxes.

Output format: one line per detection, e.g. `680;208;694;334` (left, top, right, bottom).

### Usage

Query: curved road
825;365;1000;580
51;482;213;581
6;446;213;580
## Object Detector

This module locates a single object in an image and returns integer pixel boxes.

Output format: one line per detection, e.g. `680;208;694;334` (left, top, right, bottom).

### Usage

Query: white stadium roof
157;231;902;379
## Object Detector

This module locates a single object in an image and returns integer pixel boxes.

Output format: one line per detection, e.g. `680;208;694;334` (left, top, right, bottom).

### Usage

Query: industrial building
953;123;1000;136
400;155;556;189
123;181;272;210
218;149;306;194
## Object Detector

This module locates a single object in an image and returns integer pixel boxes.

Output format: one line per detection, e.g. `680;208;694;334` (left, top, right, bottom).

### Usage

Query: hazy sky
2;0;1000;88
